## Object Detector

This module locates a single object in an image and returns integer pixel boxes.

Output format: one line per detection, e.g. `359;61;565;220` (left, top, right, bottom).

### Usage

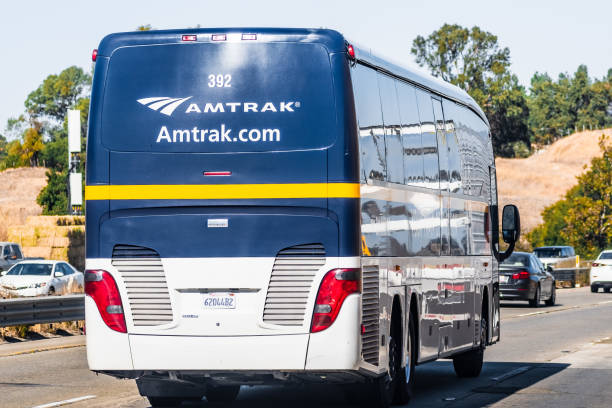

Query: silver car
0;242;25;271
534;246;577;270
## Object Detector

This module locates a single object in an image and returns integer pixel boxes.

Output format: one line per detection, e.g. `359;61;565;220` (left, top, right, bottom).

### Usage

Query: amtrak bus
84;28;519;407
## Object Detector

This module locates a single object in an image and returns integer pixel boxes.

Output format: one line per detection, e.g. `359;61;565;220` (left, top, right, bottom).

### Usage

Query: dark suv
0;242;25;272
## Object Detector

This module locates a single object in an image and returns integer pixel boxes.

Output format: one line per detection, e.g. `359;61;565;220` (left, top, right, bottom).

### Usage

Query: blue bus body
85;28;502;405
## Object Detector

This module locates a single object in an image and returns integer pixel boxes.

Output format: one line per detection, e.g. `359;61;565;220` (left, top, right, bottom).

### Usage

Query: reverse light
92;49;98;62
85;270;127;333
512;271;531;280
182;34;197;42
311;268;360;333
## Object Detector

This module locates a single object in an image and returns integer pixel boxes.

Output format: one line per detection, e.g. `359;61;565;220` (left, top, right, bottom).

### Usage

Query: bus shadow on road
150;361;569;407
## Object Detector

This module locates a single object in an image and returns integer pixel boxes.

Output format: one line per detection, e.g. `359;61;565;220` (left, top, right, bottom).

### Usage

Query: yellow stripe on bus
85;183;360;201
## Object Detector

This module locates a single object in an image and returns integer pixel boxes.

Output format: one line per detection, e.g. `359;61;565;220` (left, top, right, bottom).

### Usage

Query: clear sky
1;0;610;136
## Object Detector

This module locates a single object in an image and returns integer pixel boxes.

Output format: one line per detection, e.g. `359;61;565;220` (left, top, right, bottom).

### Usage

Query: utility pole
67;109;82;215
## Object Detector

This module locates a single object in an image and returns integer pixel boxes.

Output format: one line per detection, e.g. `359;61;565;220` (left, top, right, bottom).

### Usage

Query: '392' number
208;74;231;88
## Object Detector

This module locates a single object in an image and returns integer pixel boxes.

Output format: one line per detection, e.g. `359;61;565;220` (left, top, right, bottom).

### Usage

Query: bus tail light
311;268;360;333
92;49;98;62
85;270;127;333
511;271;530;280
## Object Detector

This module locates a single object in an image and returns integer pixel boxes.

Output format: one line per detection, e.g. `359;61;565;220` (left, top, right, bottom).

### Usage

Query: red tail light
347;43;356;60
92;49;98;62
512;271;531;280
592;262;600;267
85;270;127;333
311;268;360;333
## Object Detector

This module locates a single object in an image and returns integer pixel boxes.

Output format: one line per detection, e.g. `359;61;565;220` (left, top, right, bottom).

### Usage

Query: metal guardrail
551;267;590;287
0;295;84;328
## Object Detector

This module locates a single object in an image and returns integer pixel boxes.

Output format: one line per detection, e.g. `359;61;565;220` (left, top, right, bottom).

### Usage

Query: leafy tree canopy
528;136;612;259
411;24;529;157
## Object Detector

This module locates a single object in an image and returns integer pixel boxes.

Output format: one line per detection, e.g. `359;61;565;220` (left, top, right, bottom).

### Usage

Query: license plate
203;293;236;309
500;275;509;284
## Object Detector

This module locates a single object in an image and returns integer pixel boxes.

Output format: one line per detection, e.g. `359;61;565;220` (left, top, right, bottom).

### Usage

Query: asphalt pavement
1;287;611;408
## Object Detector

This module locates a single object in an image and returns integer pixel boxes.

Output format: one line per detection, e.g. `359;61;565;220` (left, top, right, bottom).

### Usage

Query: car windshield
599;252;612;260
534;248;562;258
501;254;530;267
7;263;52;276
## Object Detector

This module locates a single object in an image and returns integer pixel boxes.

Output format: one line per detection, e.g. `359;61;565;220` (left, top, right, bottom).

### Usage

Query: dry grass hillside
497;128;612;233
0;167;47;241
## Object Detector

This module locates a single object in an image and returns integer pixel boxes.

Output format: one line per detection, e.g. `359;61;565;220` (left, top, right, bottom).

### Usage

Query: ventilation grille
361;265;380;365
263;244;326;326
112;245;173;327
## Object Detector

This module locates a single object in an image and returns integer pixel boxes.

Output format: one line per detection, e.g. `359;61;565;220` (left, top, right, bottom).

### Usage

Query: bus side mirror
501;204;520;244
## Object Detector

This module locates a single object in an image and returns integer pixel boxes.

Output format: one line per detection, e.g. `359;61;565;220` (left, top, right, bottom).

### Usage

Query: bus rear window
101;42;336;152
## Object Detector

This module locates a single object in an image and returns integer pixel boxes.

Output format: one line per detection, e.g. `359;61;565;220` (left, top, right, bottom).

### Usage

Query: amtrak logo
137;96;300;117
137;96;193;116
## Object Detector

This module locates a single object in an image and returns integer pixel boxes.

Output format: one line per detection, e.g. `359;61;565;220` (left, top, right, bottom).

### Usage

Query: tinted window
501;253;530;267
396;82;423;186
10;263;52;276
415;89;439;189
378;74;403;184
60;263;74;275
102;43;336;153
442;101;463;193
432;98;448;191
534;248;562;258
6;264;23;275
10;245;22;259
2;246;9;257
599;252;612;260
352;64;386;181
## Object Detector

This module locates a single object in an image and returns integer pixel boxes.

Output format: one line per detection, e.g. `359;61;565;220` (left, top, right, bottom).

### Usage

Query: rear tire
205;385;240;403
591;285;598;293
48;287;55;296
529;285;540;307
393;316;415;404
453;317;486;378
545;286;556;306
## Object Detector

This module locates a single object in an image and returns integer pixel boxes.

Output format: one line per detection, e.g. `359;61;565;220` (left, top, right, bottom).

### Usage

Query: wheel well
482;286;489;342
409;294;419;361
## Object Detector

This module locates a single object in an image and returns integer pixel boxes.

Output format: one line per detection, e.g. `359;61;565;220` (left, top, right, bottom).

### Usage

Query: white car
0;260;84;297
590;250;612;293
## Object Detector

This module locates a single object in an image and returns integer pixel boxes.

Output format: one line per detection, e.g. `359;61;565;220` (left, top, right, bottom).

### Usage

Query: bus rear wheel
453;317;486;378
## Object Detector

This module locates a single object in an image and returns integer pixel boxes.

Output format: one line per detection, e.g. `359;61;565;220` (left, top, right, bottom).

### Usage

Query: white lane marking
31;395;96;408
490;366;531;382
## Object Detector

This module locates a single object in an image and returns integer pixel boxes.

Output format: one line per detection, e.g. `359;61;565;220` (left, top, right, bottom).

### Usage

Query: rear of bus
84;28;362;389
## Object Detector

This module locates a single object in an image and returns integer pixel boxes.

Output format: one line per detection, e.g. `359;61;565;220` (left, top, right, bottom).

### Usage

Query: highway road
1;287;612;408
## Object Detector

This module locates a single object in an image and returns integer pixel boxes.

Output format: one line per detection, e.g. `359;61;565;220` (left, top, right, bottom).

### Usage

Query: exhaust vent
361;265;380;365
263;244;326;326
112;245;173;327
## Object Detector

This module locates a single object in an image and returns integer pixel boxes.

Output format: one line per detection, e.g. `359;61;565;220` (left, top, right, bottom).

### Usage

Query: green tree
0;133;7;164
24;66;91;126
36;170;68;215
411;24;529;157
527;136;612;259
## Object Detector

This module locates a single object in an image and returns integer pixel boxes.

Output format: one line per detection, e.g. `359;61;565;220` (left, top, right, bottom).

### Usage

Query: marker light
242;33;257;40
182;34;197;42
92;49;98;62
311;268;360;333
211;34;227;41
203;171;232;176
347;43;355;60
85;270;127;333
